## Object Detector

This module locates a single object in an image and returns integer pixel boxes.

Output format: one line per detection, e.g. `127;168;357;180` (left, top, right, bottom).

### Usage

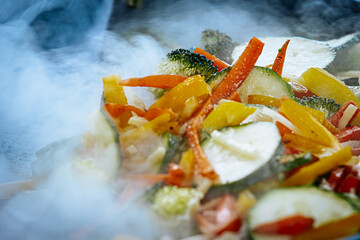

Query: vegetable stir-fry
90;36;360;239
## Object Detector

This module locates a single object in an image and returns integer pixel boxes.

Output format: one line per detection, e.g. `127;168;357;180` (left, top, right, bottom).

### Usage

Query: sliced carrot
118;75;188;88
143;108;177;121
123;174;170;185
272;39;290;76
104;103;145;118
227;90;242;102
186;37;264;180
194;47;230;71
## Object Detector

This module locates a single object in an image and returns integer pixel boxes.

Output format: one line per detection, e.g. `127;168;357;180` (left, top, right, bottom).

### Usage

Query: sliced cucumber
248;187;358;240
207;66;232;87
277;152;312;174
158;132;180;173
237;66;294;104
202;122;283;200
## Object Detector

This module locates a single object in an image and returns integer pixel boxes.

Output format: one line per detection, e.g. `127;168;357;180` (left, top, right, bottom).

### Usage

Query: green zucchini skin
158;132;180;173
238;66;295;103
207;66;232;86
100;107;123;167
277;152;312;173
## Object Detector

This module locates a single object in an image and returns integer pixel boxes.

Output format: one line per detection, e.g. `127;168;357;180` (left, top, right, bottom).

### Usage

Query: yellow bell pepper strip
103;75;128;104
117;75;188;88
149;75;211;122
179;149;196;187
280;98;341;152
298;68;360;126
247;94;281;108
282;146;353;186
201;101;256;132
282;133;328;156
292;213;360;240
272;39;290;76
186;37;264;180
102;75;131;127
194;47;230;71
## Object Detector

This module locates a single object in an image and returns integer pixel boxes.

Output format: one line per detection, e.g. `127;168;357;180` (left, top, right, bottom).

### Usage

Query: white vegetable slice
248;187;358;240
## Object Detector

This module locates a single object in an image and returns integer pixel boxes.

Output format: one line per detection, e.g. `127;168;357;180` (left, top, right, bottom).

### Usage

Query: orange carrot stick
272;39;290;76
194;47;230;71
118;75;188;88
186;37;264;179
104;103;145;118
227;90;241;102
143;108;177;121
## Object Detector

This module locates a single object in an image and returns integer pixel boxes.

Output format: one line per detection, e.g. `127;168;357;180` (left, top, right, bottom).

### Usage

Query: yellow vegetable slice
282;146;353;186
298;67;360;126
149;75;211;121
201;101;256;132
280;98;341;151
102;75;131;128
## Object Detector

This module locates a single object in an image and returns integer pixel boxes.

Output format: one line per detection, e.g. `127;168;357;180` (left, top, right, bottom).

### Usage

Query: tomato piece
252;215;314;236
335;126;360;142
327;167;347;191
196;194;242;236
338;174;360;194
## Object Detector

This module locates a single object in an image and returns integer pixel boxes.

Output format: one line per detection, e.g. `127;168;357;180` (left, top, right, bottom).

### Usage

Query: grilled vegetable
237;66;295;103
201;29;238;64
248;187;358;240
202;122;283;200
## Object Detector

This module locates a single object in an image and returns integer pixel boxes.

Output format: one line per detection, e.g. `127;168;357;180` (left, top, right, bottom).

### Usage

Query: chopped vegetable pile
84;35;360;239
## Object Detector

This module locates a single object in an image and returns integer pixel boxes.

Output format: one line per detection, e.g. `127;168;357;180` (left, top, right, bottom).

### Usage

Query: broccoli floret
152;186;202;218
149;48;218;98
296;96;341;118
201;29;238;64
157;48;218;81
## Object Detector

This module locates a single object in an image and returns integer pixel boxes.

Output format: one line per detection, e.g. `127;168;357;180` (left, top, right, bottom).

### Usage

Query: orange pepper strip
194;47;230;71
186;37;264;180
104;103;145;118
293;213;360;240
272;39;290;76
143;108;177;121
118;75;188;89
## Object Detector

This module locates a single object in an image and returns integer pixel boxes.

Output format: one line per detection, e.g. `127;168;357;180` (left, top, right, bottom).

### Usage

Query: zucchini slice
158;132;180;173
248;187;358;240
237;66;295;103
202;122;283;199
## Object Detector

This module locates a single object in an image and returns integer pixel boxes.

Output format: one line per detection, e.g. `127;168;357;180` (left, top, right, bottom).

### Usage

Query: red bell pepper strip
118;75;188;89
335;126;360;142
329;101;360;128
194;47;230;71
252;215;314;236
338;174;360;194
272;39;290;76
186;37;264;180
104;103;145;118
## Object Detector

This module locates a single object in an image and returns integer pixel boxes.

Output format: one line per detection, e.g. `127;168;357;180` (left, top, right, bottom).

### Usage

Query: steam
0;0;359;239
